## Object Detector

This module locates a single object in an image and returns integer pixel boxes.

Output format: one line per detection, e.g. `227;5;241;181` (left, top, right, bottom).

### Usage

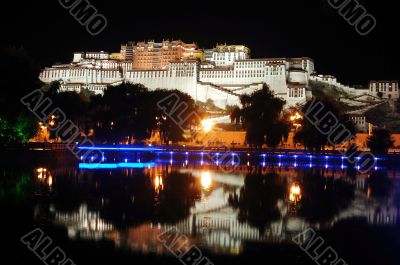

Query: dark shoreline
0;148;77;168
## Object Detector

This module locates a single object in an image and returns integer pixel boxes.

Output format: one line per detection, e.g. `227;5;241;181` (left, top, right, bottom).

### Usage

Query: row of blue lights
159;151;382;160
153;158;382;170
81;154;380;164
78;146;157;151
78;146;382;161
261;154;381;160
79;160;381;171
79;162;155;169
79;148;382;170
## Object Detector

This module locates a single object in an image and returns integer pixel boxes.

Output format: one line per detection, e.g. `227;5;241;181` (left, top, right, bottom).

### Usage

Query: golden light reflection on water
201;171;212;189
289;183;301;204
154;175;163;191
32;164;400;258
36;168;53;187
48;176;53;187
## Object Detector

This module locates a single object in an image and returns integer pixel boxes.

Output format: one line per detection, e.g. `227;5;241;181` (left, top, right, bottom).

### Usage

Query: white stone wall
369;81;399;99
85;52;110;60
60;84;82;93
126;62;199;101
46;51;399;110
196;83;241;108
60;83;108;95
40;68;123;84
199;60;288;95
309;74;367;96
211;51;250;67
350;116;368;132
41;50;395;112
73;53;84;63
39;58;307;109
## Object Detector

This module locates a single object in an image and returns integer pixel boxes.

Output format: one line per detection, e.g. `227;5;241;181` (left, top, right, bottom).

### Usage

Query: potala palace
39;40;398;112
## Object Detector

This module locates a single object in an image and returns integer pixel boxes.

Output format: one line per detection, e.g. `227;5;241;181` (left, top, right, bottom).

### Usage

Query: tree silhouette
151;89;200;144
298;170;355;223
229;172;286;232
0;46;40;147
294;96;355;152
89;85;200;144
48;169;202;228
153;172;201;223
89;83;153;143
367;128;394;155
367;170;392;199
240;84;288;149
228;105;241;124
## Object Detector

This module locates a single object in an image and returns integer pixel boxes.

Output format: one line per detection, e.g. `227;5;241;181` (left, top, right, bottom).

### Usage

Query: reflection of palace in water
34;164;400;255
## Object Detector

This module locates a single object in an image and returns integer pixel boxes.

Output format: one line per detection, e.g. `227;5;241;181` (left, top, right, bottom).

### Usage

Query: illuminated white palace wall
39;46;379;109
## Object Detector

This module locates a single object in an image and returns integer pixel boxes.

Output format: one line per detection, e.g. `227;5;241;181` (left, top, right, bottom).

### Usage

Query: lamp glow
201;119;214;132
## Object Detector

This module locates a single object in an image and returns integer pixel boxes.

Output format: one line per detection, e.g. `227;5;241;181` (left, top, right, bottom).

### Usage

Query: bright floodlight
201;119;214;132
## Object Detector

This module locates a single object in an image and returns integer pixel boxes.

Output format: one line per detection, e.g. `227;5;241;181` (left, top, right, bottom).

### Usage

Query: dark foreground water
1;152;400;265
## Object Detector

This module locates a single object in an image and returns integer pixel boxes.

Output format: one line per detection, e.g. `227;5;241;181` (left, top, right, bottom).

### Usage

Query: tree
228;105;241;124
154;172;201;223
265;119;290;149
240;84;287;149
151;89;200;144
48;91;89;141
396;97;400;114
229;172;286;233
54;92;88;125
89;84;200;145
42;81;61;98
0;115;36;147
205;98;216;110
299;170;354;223
0;46;40;147
308;80;349;100
90;83;153;144
294;96;355;152
367;171;392;199
367;128;394;154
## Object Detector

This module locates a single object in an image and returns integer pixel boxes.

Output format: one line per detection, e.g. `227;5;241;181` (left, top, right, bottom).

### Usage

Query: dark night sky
1;0;398;86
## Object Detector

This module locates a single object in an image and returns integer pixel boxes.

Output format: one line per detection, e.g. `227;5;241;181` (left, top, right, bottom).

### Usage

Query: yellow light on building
289;112;303;130
290;112;303;122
